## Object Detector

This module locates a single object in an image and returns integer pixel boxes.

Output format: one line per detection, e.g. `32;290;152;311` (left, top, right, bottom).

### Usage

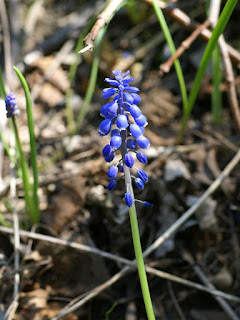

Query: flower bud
137;169;148;182
136;151;148;163
129;105;141;119
104;78;119;86
110;135;122;149
116;114;128;130
111;129;120;136
123;92;134;103
125;193;133;207
98;119;112;136
104;151;115;163
124;153;134;168
130;123;142;139
143;201;153;208
136;135;150;149
102;87;117;99
125;86;140;93
127;139;136;150
107;166;118;179
105;101;118;119
131;93;141;104
135;114;147;127
107;180;117;191
119;163;124;172
135;178;144;190
102;144;113;157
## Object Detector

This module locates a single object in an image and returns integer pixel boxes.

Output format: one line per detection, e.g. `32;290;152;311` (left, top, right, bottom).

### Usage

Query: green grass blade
129;205;155;320
0;66;6;98
13;66;40;223
0;131;15;164
0;211;12;227
66;15;98;134
12;117;37;223
212;46;222;123
74;26;106;134
0;67;14;163
179;0;238;139
152;0;188;111
105;302;117;320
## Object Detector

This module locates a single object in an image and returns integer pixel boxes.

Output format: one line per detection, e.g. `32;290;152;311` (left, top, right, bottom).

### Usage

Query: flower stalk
5;93;39;224
98;70;155;319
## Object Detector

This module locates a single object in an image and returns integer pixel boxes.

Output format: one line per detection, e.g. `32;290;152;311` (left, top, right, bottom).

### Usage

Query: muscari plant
98;69;155;320
3;68;40;225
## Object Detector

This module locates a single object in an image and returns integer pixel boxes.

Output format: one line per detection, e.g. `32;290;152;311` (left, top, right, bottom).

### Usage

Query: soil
0;1;240;319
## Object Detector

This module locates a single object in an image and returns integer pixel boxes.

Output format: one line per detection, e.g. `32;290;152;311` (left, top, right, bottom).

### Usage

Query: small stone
164;159;190;182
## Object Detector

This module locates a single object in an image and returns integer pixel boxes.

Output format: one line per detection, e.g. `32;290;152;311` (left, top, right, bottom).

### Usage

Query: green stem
178;0;238;140
0;66;15;164
212;45;222;123
0;65;6;98
0;131;15;164
66;16;98;134
152;0;188;112
74;27;106;134
13;66;40;222
129;205;155;320
12;117;36;223
121;130;155;319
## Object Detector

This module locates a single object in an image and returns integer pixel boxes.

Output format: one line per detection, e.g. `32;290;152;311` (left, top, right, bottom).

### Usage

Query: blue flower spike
98;69;152;208
5;93;20;118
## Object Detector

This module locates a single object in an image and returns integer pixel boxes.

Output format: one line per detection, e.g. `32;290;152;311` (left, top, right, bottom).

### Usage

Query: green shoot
66;15;98;134
105;302;117;320
178;0;238;141
152;0;188;112
13;67;40;223
212;45;223;123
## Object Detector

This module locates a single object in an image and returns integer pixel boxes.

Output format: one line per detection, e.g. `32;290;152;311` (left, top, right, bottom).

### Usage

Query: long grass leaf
152;0;188;111
179;0;238;139
212;46;222;123
13;67;39;223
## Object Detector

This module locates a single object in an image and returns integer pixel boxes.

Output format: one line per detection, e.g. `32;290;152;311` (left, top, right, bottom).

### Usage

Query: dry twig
160;19;210;74
1;149;240;318
219;36;240;133
1;224;240;306
182;249;239;320
81;0;125;52
23;0;104;66
209;0;240;135
142;149;240;258
0;0;13;87
144;0;240;65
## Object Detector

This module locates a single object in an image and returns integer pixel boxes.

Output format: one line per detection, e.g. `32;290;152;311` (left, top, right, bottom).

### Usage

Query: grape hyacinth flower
5;92;20;118
98;69;152;208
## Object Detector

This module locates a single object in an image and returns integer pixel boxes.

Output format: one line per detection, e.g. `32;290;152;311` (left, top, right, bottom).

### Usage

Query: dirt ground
0;0;240;319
